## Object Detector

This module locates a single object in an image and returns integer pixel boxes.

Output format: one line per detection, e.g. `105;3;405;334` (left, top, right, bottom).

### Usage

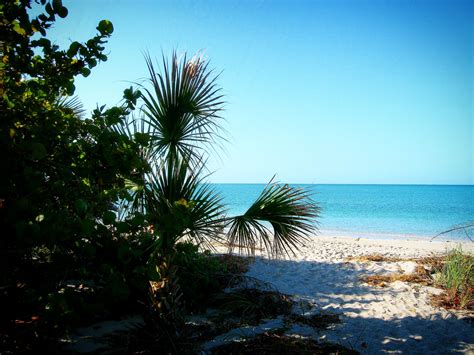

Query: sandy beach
214;236;474;354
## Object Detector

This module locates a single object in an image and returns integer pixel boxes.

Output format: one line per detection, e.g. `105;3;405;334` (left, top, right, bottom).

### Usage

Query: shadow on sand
237;257;473;354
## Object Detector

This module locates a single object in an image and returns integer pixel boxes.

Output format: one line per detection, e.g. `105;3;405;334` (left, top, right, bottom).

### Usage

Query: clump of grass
432;248;473;310
211;332;358;354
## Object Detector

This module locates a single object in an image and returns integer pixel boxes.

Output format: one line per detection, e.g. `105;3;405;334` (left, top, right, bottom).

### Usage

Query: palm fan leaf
115;176;150;219
226;180;320;257
145;156;226;252
140;51;226;166
54;95;86;118
186;182;227;249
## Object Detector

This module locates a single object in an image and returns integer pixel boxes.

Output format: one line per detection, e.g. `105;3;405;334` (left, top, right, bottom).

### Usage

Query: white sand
223;236;474;354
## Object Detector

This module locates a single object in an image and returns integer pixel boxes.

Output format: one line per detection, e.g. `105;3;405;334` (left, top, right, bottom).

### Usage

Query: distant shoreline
209;183;474;187
317;229;472;243
306;235;474;253
213;184;473;240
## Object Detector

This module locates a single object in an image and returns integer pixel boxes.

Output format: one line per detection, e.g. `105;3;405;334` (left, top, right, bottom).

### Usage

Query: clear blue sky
46;0;472;184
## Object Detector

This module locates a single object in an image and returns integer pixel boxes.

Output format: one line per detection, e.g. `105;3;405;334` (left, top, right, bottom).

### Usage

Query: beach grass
433;247;473;310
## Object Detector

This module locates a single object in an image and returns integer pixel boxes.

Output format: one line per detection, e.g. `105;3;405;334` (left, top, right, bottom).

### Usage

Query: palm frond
116;176;150;219
226;180;320;258
185;182;227;249
145;156;226;252
140;51;226;166
54;95;86;118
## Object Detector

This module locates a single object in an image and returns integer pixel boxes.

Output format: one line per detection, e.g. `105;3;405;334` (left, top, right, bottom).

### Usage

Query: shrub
173;242;225;312
0;0;149;338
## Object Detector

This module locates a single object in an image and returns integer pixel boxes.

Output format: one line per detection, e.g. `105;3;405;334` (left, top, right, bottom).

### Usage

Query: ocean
211;184;474;241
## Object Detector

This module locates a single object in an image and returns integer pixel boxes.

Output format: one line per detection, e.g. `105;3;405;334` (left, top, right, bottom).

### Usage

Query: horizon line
207;182;474;186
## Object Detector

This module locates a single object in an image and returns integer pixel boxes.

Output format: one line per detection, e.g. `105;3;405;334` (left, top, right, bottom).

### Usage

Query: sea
211;184;474;241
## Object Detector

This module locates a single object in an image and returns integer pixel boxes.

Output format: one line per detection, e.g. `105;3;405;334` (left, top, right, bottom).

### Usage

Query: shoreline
288;235;474;265
215;234;474;258
318;229;473;243
307;234;474;257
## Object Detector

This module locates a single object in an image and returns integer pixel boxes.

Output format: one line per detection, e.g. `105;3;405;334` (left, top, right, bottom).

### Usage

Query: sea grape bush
0;0;151;325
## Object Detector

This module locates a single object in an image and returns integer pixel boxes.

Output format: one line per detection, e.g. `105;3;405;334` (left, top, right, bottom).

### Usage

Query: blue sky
46;0;472;184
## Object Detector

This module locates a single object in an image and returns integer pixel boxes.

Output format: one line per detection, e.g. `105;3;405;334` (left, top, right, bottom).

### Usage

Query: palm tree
113;52;320;339
118;51;320;260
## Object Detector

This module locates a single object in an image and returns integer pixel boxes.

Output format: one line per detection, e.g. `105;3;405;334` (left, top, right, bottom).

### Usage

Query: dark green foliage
173;242;225;312
0;0;150;340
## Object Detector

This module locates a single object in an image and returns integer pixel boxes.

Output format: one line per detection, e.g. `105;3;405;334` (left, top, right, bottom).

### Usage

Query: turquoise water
211;184;474;241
